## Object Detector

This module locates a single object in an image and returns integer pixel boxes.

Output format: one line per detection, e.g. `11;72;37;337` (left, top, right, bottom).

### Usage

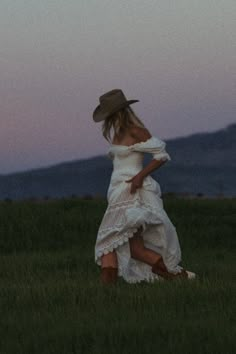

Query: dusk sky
0;1;235;174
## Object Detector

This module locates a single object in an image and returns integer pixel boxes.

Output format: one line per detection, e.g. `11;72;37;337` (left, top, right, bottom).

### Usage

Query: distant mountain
0;123;235;200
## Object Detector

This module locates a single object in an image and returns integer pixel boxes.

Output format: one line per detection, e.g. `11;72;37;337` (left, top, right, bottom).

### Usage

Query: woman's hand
125;174;144;194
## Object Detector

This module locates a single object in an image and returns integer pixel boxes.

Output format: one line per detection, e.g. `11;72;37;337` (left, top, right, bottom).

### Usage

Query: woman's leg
101;250;118;268
129;226;162;266
100;250;118;284
100;226;162;268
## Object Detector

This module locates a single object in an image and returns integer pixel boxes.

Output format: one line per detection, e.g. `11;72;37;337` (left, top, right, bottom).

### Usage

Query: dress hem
95;224;144;266
95;225;164;283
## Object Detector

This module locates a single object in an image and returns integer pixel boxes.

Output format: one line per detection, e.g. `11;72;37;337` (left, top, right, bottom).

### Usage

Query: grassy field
0;197;235;354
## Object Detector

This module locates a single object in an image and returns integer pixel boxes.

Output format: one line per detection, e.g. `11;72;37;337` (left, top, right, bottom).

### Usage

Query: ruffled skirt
94;175;184;283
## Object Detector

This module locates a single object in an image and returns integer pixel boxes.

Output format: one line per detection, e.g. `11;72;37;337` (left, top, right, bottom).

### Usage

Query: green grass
0;197;235;354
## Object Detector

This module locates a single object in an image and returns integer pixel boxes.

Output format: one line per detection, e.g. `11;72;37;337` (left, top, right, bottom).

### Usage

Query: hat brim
93;100;139;122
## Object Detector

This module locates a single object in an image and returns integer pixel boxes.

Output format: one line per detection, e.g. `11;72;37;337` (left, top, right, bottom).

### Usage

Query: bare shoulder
129;126;152;143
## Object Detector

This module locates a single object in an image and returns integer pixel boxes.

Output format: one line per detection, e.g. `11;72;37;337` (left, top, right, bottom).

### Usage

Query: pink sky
0;1;235;174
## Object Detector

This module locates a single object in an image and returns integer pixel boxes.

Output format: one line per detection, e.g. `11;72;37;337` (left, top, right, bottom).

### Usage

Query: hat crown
99;89;127;109
93;88;139;122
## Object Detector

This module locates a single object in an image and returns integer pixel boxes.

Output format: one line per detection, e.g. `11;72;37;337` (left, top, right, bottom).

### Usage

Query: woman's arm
130;126;168;177
126;127;168;193
137;158;167;179
125;158;167;194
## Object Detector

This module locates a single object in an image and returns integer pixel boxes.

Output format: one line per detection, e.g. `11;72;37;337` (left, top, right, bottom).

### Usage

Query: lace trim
98;213;162;236
117;263;163;283
95;230;164;283
98;224;124;233
95;225;143;265
102;200;162;216
97;202;164;237
95;189;166;265
95;202;164;262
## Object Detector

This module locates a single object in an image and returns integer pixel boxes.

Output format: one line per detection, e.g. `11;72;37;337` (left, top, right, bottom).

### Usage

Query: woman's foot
100;267;118;285
151;258;189;280
151;257;174;280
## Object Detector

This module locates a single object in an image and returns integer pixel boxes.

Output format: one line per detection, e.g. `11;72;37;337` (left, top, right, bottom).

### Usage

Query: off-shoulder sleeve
130;136;171;161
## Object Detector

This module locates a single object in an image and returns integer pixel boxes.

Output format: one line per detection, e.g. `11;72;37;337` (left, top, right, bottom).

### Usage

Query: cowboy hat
93;89;139;122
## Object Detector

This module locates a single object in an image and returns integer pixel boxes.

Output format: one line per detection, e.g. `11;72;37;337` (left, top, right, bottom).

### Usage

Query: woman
93;89;196;284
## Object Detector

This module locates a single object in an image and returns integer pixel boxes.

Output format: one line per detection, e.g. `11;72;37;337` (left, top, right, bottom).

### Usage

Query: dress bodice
109;148;144;176
107;136;171;183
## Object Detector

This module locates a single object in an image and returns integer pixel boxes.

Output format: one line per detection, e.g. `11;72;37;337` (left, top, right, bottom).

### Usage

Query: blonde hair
102;106;146;143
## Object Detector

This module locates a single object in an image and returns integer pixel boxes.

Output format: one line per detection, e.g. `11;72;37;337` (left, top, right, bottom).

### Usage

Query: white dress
94;136;196;283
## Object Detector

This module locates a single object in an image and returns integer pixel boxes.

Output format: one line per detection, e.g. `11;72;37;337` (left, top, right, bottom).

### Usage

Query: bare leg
101;250;118;268
100;227;188;281
100;226;161;269
129;226;162;266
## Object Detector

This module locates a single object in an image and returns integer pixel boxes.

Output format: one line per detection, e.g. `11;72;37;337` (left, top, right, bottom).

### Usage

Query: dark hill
0;123;235;199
